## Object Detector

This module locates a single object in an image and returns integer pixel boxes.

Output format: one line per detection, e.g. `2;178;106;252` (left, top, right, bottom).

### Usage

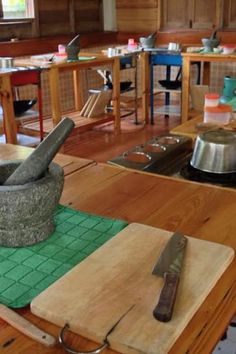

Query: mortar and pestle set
201;29;220;52
66;34;80;61
0;117;75;247
139;32;157;49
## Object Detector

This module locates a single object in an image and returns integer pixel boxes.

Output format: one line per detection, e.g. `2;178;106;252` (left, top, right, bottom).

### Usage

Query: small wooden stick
0;304;56;347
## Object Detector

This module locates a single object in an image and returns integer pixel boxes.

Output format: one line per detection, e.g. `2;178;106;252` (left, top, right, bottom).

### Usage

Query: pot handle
59;323;108;354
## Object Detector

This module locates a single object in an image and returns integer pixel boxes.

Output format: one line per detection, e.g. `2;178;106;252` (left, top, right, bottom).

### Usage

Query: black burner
180;161;236;187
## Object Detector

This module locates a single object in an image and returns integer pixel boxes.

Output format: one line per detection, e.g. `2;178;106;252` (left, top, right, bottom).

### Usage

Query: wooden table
0;143;95;175
15;53;123;135
0;71;17;144
15;51;150;134
181;52;236;123
0;144;236;354
170;113;202;141
48;53;122;134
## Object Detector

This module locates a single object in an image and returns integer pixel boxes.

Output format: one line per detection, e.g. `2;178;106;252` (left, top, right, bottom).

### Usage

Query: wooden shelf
0;133;40;146
23;111;115;134
154;104;181;116
153;88;181;94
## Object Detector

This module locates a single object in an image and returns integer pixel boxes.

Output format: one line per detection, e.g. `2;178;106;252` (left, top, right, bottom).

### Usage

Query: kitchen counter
0;144;236;354
170;114;202;141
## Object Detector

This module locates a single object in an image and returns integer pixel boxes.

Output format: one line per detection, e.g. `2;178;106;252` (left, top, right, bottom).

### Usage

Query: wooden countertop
0;144;236;354
170;114;236;142
170;114;202;141
0;143;95;176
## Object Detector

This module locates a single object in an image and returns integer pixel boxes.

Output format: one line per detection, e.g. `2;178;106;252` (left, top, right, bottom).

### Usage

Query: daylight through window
2;0;27;18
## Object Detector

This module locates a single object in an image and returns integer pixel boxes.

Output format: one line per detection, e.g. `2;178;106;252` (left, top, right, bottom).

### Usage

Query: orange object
205;93;220;99
204;104;232;124
204;104;232;113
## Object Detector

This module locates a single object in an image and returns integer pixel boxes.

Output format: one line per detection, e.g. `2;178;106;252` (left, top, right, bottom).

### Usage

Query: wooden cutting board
31;223;234;354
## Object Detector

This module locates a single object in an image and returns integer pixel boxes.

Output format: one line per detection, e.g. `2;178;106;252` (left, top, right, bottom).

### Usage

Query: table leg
141;52;149;124
202;62;210;85
181;56;191;123
0;74;17;144
73;69;84;111
150;58;154;125
112;57;121;134
48;66;61;127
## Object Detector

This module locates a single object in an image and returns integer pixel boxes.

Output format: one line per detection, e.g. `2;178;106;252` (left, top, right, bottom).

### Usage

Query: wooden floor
63;112;181;162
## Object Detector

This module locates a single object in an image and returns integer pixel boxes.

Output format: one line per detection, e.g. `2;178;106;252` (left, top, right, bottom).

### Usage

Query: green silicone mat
0;205;128;308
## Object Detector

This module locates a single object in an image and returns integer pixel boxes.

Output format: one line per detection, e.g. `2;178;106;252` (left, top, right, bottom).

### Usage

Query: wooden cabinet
161;0;190;29
189;0;220;29
223;0;236;29
160;0;221;30
116;0;158;33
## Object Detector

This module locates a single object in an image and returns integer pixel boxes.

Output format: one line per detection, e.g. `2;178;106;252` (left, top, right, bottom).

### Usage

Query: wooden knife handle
153;272;180;322
0;304;56;347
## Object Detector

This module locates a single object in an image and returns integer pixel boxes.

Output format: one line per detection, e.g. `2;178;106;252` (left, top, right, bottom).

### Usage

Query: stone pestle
66;34;80;61
4;117;75;186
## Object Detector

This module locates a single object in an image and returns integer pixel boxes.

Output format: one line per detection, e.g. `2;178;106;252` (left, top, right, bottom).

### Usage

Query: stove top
180;161;236;187
108;134;236;188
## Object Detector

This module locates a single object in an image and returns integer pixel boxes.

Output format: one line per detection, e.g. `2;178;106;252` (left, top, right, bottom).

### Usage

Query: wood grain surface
0;144;94;176
0;145;236;354
31;223;234;354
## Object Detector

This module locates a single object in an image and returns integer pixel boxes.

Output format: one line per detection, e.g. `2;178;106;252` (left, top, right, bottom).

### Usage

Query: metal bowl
190;130;236;174
13;99;37;116
158;80;181;90
143;141;166;153
123;150;151;164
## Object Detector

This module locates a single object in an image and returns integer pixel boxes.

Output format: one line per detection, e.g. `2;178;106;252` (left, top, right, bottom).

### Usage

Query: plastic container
204;104;232;125
204;93;220;107
127;38;138;51
222;45;236;55
58;44;66;54
0;57;13;68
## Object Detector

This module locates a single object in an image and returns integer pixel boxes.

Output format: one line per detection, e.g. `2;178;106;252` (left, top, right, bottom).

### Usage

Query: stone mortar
0;160;64;247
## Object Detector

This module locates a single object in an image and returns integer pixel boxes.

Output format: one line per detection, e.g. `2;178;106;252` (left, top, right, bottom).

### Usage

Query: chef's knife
152;232;187;322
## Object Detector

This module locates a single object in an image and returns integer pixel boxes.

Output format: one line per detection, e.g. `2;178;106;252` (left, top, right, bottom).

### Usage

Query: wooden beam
30;0;40;37
69;0;76;33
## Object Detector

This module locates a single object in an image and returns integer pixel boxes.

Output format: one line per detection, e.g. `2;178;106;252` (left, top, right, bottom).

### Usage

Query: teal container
220;76;236;110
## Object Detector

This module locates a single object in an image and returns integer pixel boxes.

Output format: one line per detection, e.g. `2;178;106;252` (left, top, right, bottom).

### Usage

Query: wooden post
112;57;121;134
141;52;150;124
0;74;17;144
30;0;40;37
73;69;84;111
48;66;61;127
202;62;210;85
69;0;75;33
181;55;191;123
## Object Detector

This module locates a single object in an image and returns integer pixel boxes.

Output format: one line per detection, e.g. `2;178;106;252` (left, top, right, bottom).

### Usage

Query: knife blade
152;232;187;322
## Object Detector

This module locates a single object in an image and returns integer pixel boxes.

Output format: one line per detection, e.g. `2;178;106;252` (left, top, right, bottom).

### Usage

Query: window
0;0;34;19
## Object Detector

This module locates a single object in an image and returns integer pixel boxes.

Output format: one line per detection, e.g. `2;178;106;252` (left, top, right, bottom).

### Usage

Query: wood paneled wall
38;0;103;36
38;0;70;36
74;0;103;33
0;0;103;41
116;0;159;33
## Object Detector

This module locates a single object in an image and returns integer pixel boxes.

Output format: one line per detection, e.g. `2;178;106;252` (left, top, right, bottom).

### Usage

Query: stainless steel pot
0;57;13;68
190;130;236;174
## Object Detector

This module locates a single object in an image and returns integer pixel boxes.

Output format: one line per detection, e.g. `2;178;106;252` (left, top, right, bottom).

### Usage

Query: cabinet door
189;0;219;29
223;0;236;28
161;0;190;29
